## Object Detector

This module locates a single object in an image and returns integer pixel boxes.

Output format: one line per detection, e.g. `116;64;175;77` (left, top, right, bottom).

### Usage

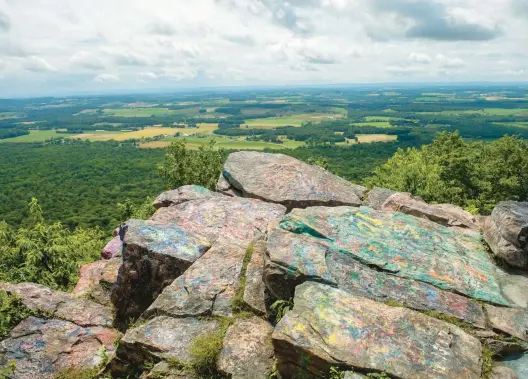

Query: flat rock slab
327;250;486;328
0;316;119;379
363;187;396;210
484;201;528;269
144;244;247;318
73;258;121;305
221;151;366;210
273;282;482;379
495;268;528;308
151;197;286;247
486;305;528;341
111;220;211;322
102;235;123;259
243;240;268;315
280;206;509;305
0;282;114;327
218;317;274;379
490;366;518;379
118;316;218;364
153;185;225;209
501;353;528;379
382;192;481;231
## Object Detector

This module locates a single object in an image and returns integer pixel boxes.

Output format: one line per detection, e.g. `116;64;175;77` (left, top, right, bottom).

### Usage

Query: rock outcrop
219;151;367;209
3;152;528;379
484;201;528;268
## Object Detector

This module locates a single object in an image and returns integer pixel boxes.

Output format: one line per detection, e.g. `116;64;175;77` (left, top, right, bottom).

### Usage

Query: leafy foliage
158;140;225;191
0;361;16;379
269;299;294;324
0;290;34;339
0;198;105;291
117;197;156;222
367;132;528;214
328;367;345;379
307;156;330;170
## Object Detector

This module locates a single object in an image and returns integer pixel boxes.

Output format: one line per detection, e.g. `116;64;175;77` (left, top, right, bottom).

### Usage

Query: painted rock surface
143;244;246;318
273;282;482;379
490;366;518;379
221;151;366;210
363;187;395;210
0;317;119;379
150;196;286;247
484;201;528;269
118;316;218;364
111;219;211;322
280;206;508;305
243;240;268;315
153;185;224;209
73;257;121;305
486;305;528;341
264;228;336;300
218;317;274;379
382;192;481;231
0;282;114;327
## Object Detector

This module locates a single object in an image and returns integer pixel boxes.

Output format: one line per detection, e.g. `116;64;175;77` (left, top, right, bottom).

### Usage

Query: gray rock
111;220;212;323
243;240;268;315
0;282;114;327
73;257;121;306
491;365;519;379
484;201;528;268
143;244;246;319
0;317;119;379
344;373;366;379
218;317;274;379
486;305;528;341
495;267;528;308
382;192;481;231
221;151;366;210
501;353;528;379
153;185;224;209
363;187;396;210
273;282;482;379
118;316;218;364
487;339;526;357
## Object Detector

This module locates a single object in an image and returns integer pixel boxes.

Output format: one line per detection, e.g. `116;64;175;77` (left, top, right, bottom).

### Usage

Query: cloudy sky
0;0;527;96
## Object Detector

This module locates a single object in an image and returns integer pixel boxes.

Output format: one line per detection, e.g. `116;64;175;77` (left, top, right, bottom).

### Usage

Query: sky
0;0;527;96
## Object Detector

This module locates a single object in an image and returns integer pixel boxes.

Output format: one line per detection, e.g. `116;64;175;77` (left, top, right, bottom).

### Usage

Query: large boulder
150;196;286;247
73;257;121;305
218;317;274;379
485;305;528;341
220;152;366;210
280;206;509;306
273;282;482;379
0;317;119;379
0;282;114;327
363;187;396;210
143;244;247;319
484;201;528;269
153;185;225;209
111;220;212;323
381;192;481;231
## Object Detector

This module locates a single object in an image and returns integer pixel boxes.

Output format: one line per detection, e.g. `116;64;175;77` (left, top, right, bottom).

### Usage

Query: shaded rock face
382;192;482;231
243;240;268;315
0;317;119;379
490;366;518;379
273;282;482;379
220;151;367;210
486;305;528;341
484;201;528;269
501;353;528;379
218;317;274;379
153;185;225;209
151;196;286;247
111;220;212;323
73;258;121;305
280;206;508;305
0;282;114;327
143;244;246;318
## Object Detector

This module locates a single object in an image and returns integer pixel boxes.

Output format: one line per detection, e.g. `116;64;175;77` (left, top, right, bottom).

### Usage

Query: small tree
158;140;224;190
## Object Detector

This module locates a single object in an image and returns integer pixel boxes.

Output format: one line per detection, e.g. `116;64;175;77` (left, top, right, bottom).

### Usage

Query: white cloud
23;56;57;72
0;0;525;96
94;73;120;82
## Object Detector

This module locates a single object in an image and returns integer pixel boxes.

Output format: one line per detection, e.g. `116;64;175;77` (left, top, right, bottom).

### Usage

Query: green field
244;113;344;129
352;121;393;128
0;130;60;143
142;135;304;150
364;116;396;122
103;107;175;117
0;112;25;120
494;122;528;129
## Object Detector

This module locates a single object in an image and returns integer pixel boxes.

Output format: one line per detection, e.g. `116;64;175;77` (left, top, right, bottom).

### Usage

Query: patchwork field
244;113;344;129
140;136;304;150
494;122;528;129
0;130;60;143
352;121;393;128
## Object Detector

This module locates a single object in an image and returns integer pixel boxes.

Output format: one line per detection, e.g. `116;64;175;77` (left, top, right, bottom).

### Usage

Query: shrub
0;290;34;339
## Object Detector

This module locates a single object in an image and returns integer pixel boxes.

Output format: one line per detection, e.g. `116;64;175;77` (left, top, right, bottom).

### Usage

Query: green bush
0;290;34;339
367;132;528;214
0;198;105;291
158;140;225;190
189;319;232;378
